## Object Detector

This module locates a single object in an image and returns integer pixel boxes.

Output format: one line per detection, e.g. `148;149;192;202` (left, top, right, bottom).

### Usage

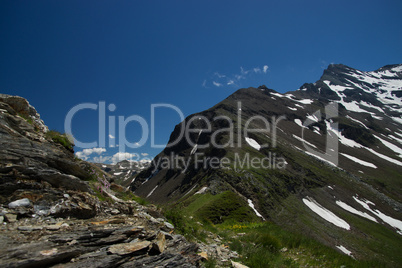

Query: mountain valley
1;64;402;267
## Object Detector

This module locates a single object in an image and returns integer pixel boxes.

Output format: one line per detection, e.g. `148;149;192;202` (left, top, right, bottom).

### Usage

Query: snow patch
142;169;160;185
304;151;337;167
353;196;402;235
374;135;402;157
313;126;321;135
326;120;362;148
190;144;198;155
345;115;368;129
294;103;305;109
295;99;314;105
294;119;306;128
340;153;377;168
245;137;261;151
195;186;208;195
292;134;317;148
306;114;319;122
184;184;198;196
270;92;284;98
336;245;352;256
323;80;353;92
365;148;402;166
247;199;265;220
303;197;350;230
389;135;402;145
146;185;158;198
336;200;377;222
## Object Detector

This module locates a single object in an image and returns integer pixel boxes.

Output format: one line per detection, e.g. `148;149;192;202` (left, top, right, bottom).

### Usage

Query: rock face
0;94;95;206
0;93;204;267
0;205;201;267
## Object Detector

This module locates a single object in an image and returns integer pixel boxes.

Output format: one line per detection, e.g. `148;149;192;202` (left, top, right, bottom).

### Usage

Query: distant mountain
131;64;402;264
95;159;151;189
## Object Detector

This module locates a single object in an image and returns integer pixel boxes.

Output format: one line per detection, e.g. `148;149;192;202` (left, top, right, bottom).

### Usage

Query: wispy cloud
213;81;223;87
227;80;235;85
214;72;226;78
205;64;269;88
253;67;261;73
240;67;250;75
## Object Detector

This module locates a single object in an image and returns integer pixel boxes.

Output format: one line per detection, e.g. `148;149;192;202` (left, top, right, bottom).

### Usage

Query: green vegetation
196;191;259;224
224;222;382;268
18;113;34;125
164;190;390;267
46;130;74;151
115;189;149;205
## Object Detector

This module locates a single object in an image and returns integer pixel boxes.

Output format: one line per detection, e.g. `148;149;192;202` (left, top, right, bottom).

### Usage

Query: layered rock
0;94;95;207
0;204;201;267
0;94;205;267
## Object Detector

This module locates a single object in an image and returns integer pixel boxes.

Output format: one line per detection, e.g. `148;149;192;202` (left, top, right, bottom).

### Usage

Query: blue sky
1;0;401;163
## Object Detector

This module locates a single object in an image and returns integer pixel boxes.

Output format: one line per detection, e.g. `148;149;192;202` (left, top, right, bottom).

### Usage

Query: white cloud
253;67;261;73
93;156;111;163
111;152;139;164
214;72;226;78
240;66;250;75
75;147;106;160
75;151;89;160
227;80;235;85
84;147;106;155
205;64;269;89
141;153;149;156
235;74;245;80
109;134;115;139
213;81;223;87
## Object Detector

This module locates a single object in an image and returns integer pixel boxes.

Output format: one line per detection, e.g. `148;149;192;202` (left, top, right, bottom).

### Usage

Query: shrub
46;130;74;151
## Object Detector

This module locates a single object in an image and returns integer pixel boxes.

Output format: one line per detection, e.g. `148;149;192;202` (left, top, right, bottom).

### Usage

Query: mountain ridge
130;63;402;265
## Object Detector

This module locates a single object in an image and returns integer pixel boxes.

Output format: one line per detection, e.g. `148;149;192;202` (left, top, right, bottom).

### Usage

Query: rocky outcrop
0;94;208;267
0;203;201;267
0;94;96;206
